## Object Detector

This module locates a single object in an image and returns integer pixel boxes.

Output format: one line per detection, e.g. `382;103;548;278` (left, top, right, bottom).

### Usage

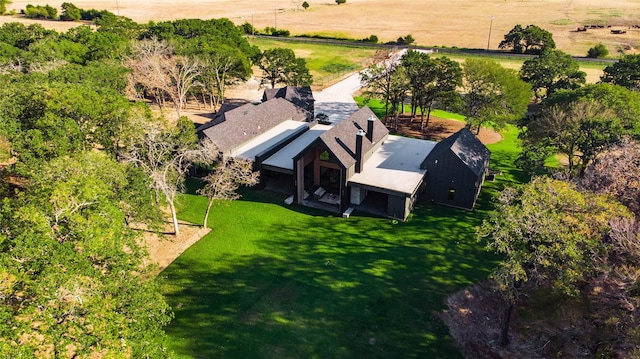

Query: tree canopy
0;0;11;14
258;48;313;88
401;50;462;130
601;54;640;91
0;151;171;357
462;58;532;133
520;49;586;99
499;24;555;54
479;176;631;346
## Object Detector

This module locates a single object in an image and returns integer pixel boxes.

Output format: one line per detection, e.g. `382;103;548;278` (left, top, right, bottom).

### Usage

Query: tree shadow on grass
160;198;499;359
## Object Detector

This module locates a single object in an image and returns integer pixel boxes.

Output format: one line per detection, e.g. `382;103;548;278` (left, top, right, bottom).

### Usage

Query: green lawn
159;112;525;358
249;38;376;87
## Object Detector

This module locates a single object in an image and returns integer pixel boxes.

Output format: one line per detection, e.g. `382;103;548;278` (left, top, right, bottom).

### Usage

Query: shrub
80;8;113;21
361;34;378;43
240;21;254;35
335;0;346;4
24;4;58;19
263;27;290;37
302;1;309;10
587;43;609;58
60;2;81;21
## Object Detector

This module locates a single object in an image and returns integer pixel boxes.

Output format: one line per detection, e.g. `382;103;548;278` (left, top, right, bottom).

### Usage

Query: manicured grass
162;189;501;358
160;110;525;358
249;38;376;86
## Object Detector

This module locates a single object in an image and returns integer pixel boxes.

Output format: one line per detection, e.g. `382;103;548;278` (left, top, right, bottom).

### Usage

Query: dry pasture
3;0;640;56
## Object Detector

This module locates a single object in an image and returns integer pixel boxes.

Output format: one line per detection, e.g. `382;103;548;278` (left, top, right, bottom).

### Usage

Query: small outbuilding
421;128;490;210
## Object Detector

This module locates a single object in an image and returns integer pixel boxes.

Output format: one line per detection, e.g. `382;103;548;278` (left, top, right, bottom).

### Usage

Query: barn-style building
198;86;491;220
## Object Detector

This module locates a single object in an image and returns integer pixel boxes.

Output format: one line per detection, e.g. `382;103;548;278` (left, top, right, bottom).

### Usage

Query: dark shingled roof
421;128;490;176
197;97;309;153
195;100;250;133
262;86;315;115
262;85;314;103
318;107;388;168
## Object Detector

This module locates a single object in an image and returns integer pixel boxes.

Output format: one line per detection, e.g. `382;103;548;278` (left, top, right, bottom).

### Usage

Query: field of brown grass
4;0;640;56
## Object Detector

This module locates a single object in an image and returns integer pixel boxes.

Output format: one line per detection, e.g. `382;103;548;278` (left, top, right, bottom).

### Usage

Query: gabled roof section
262;86;315;104
195;101;249;132
421;128;490;176
197;97;309;153
318;107;388;168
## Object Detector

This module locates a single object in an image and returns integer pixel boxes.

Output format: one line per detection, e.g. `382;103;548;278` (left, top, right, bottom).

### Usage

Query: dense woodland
1;4;640;358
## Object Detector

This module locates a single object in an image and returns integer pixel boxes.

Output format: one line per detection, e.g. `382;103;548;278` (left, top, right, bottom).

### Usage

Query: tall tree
479;177;631;346
121;117;218;235
402;51;462;130
601;54;640;91
126;38;203;117
258;48;312;88
499;24;555;54
197;157;259;227
361;57;394;121
0;151;172;357
0;0;11;15
521;101;624;177
544;83;640;135
520;49;586;99
198;50;250;111
462;58;531;134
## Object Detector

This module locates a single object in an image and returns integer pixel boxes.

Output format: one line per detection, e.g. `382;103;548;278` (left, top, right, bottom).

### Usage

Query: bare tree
578;139;640;214
125;38;173;107
166;56;202;117
126;38;202;117
199;53;242;112
121;121;217;235
197;157;259;228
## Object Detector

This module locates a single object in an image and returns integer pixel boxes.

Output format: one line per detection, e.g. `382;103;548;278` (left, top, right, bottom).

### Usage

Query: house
421;128;491;210
197;97;310;159
197;86;490;220
291;106;438;220
262;86;315;118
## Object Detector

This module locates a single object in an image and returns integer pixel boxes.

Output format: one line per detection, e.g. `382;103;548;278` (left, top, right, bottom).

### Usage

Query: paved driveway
313;48;432;123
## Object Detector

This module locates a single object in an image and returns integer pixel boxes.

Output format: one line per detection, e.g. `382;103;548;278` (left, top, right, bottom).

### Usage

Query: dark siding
425;151;479;210
387;195;408;220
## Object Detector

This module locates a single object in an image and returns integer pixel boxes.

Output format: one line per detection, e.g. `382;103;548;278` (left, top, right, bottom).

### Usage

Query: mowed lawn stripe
161;195;502;357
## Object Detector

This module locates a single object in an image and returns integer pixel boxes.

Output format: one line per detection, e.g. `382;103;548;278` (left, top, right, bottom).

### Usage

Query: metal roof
261;124;333;171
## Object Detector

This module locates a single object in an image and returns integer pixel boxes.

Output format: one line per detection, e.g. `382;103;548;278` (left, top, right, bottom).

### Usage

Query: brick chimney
356;129;365;173
367;115;375;142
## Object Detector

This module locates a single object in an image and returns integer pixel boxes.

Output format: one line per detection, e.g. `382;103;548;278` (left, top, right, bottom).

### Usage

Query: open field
4;0;640;56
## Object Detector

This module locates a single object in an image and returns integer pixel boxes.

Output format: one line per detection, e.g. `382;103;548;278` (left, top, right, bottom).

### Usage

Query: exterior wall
387;195;409;220
350;187;366;205
425;151;480;210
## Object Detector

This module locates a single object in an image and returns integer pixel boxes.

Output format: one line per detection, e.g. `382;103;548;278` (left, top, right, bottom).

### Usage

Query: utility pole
274;6;277;30
115;0;120;15
487;16;494;51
